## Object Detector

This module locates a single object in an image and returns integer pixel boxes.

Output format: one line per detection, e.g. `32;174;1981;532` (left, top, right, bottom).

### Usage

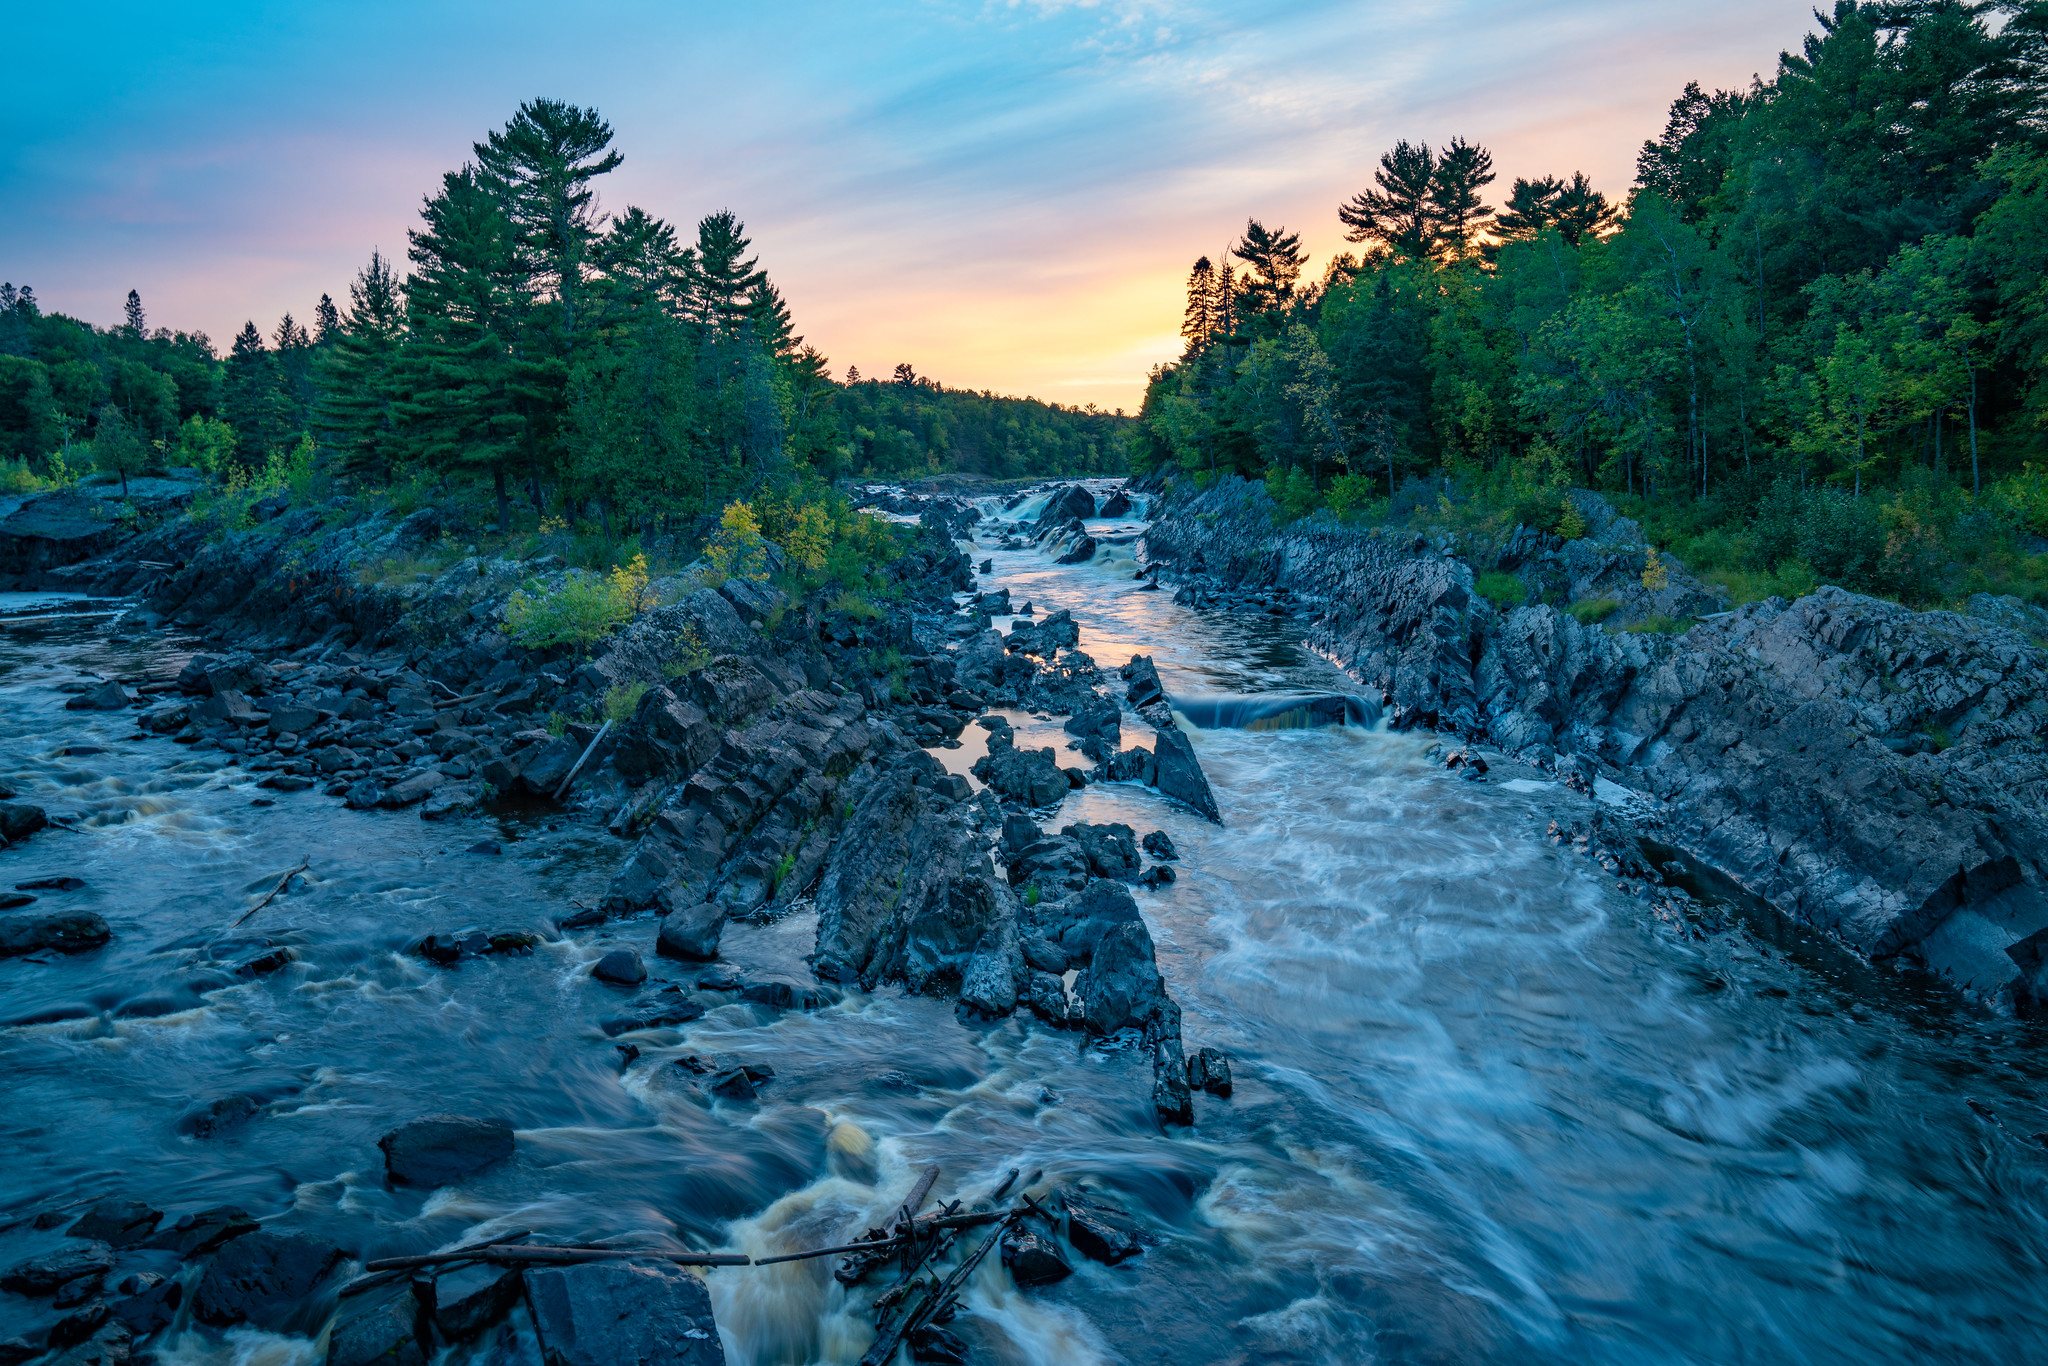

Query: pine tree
1339;141;1440;259
1181;256;1217;352
749;278;800;356
314;251;408;482
397;166;526;528
221;321;291;466
1231;220;1307;315
1636;82;1748;221
1428;137;1495;255
688;210;767;333
313;294;341;343
473;98;622;346
123;289;145;338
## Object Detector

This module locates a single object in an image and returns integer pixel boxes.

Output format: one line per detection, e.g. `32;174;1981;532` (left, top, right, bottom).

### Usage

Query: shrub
602;681;648;723
1568;597;1619;624
1474;570;1526;609
830;590;882;621
504;556;647;650
705;501;769;582
1640;547;1670;592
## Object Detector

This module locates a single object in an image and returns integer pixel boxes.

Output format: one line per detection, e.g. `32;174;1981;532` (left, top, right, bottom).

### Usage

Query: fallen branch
229;858;311;929
363;1244;748;1272
553;719;614;799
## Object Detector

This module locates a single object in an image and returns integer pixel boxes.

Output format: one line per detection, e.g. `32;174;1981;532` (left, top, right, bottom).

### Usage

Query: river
2;496;2045;1365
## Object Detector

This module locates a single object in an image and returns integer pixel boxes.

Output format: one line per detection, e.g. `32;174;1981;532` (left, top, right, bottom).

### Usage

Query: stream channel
2;494;2047;1365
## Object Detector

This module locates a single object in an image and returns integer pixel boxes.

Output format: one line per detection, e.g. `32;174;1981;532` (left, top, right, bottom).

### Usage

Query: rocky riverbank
0;484;1226;1364
1139;474;2048;1015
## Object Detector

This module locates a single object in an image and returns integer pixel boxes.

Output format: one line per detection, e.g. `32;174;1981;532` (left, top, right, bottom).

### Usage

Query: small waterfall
1170;692;1382;731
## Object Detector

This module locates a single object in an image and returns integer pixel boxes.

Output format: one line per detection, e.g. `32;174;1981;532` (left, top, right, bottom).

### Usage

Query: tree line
1135;1;2048;607
0;99;1126;523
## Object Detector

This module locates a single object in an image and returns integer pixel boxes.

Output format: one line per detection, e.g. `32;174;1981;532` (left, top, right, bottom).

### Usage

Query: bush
1474;570;1526;609
830;590;883;621
1796;489;1886;590
504;553;648;650
1568;597;1619;624
602;680;648;723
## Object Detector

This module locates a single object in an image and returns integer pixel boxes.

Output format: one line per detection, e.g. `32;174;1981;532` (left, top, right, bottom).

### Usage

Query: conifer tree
1339;140;1440;259
688;210;767;333
313;294;341;343
474;98;622;345
222;321;291;466
1181;256;1217;352
123;289;145;338
1231;220;1307;315
314;251;408;482
1428;137;1496;255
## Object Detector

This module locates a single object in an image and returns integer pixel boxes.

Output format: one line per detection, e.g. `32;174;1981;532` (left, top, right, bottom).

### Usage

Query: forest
0;99;1124;549
1135;1;2048;609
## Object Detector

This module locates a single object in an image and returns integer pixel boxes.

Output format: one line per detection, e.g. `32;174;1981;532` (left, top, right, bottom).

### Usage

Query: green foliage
830;590;882;620
1023;885;1041;907
504;554;647;650
1474;570;1525;609
1568;597;1619;624
602;680;649;723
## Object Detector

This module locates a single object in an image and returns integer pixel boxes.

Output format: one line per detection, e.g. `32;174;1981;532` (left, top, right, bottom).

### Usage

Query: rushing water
3;510;2047;1365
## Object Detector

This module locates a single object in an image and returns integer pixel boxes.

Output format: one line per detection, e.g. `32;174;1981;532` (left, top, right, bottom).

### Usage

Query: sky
1;1;1823;413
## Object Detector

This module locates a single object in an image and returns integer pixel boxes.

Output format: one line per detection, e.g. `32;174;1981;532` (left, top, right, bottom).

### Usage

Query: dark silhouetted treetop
688;210;767;333
1635;81;1749;222
314;293;341;342
123;290;145;338
1493;172;1619;250
1339;139;1441;260
1428;136;1496;256
1181;256;1218;352
1232;219;1307;315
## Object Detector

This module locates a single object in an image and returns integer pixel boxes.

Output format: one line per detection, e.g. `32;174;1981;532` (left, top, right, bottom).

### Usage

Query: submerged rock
592;948;646;985
522;1258;725;1366
656;902;726;961
0;910;111;956
1000;1225;1073;1286
141;1206;258;1258
327;1283;428;1366
67;1200;161;1249
378;1115;514;1188
2;1243;113;1296
191;1230;342;1330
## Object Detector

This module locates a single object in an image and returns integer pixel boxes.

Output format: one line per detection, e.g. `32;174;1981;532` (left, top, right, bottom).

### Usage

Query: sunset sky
3;1;1819;412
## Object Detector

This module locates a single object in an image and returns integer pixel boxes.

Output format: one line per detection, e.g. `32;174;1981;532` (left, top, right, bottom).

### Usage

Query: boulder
1140;830;1177;860
1020;969;1074;1026
1121;655;1167;712
0;910;110;956
106;1271;181;1336
379;770;445;808
1079;918;1170;1035
1053;536;1098;565
1188;1046;1233;1096
971;740;1069;809
191;1230;342;1330
1022;879;1144;964
1099;490;1132;517
64;681;132;711
378;1115;515;1188
1020;936;1068;974
327;1283;428;1366
740;979;831;1011
1152;1040;1194;1125
1104;747;1157;785
0;802;49;843
424;1260;522;1341
592;948;646;986
67;1201;161;1249
266;705;321;737
1138;864;1177;888
1000;1226;1072;1287
1046;484;1097;522
656;902;726;961
1060;1192;1143;1264
521;1258;725;1366
2;1243;113;1295
1059;822;1140;881
1008;837;1092;898
141;1206;258;1258
1151;728;1221;823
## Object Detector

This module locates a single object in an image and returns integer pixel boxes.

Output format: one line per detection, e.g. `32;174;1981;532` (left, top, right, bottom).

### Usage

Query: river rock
1121;655;1167;713
1104;746;1157;785
1153;1040;1194;1125
68;1200;161;1249
656;902;726;960
1140;830;1177;860
739;978;831;1011
64;681;131;711
1151;727;1221;823
328;1283;427;1366
0;910;111;956
1021;969;1075;1025
266;705;320;736
1188;1046;1233;1096
378;770;444;808
106;1271;181;1336
1099;489;1132;517
971;736;1068;808
177;1093;261;1137
424;1259;522;1341
592;948;646;985
1061;822;1140;880
1000;1225;1073;1286
1060;1192;1143;1264
379;1115;515;1188
0;801;49;843
1079;918;1170;1035
522;1258;725;1366
141;1206;258;1257
2;1242;113;1295
1022;879;1143;963
1045;484;1097;522
1054;535;1098;565
1009;836;1091;897
1020;936;1067;973
1138;865;1176;887
191;1230;342;1329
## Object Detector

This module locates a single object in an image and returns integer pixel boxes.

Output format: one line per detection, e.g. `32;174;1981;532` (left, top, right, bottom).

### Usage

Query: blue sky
2;1;1819;410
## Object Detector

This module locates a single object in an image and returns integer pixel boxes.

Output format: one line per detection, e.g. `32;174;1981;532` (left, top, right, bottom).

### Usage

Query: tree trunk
1969;368;1981;497
493;464;510;534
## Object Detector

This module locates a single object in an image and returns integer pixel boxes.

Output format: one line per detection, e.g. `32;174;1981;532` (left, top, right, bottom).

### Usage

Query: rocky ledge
1144;474;2048;1015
